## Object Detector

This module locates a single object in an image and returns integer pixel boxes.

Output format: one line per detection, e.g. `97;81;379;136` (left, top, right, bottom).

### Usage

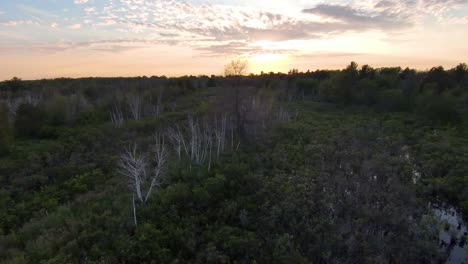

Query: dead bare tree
204;120;214;171
118;144;146;226
24;92;42;106
188;116;215;165
67;94;91;122
110;105;124;127
228;115;235;150
155;88;164;116
277;106;291;123
128;95;142;120
148;88;165;117
170;101;177;111
6;97;22;123
166;115;231;171
167;125;187;160
187;115;203;164
214;114;227;158
145;133;168;202
118;138;168;226
245;95;275;136
4;93;41;123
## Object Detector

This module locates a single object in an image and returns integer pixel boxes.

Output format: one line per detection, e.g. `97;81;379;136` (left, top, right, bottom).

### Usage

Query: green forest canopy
0;62;467;263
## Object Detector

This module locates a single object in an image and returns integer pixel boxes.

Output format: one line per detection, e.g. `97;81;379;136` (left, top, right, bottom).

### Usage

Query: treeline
1;62;466;141
287;62;468;124
0;76;214;153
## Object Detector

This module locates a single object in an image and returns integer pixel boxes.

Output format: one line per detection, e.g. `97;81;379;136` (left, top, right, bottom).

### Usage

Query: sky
0;0;467;80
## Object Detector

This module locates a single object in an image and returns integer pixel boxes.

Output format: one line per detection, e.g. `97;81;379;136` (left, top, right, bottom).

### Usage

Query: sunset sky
0;0;467;80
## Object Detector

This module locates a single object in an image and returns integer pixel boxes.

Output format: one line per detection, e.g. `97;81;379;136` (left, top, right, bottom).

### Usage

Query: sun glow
251;52;282;61
249;52;290;73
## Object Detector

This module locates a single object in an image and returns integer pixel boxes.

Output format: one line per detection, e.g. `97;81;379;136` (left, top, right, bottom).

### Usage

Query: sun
249;52;289;74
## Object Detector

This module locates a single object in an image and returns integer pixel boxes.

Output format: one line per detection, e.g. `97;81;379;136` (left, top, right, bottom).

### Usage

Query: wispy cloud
420;0;468;15
69;23;81;29
79;0;422;54
0;20;38;26
441;15;468;24
196;41;294;56
10;39;170;54
84;7;96;13
302;3;414;30
2;0;467;59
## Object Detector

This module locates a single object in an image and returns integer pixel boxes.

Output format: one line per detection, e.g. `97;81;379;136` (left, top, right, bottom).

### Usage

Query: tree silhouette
224;58;248;77
6;77;23;93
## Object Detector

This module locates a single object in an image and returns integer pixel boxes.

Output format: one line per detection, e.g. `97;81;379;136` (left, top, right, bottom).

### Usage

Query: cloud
84;7;96;13
15;0;405;56
302;3;413;30
87;1;323;44
374;0;396;9
18;39;172;54
420;0;468;15
441;15;468;24
11;0;466;57
69;23;81;29
96;19;117;26
92;0;423;45
196;40;299;57
295;52;367;59
197;41;262;56
0;20;38;26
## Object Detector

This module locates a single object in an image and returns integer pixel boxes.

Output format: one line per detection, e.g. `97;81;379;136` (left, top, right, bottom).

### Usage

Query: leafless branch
144;132;168;202
128;95;142;120
118;144;147;203
110;104;124;126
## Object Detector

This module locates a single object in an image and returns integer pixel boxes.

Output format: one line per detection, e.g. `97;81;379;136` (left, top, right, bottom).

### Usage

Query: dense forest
0;62;467;263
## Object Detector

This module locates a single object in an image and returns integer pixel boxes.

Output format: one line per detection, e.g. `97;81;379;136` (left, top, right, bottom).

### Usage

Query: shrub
14;104;44;138
376;89;408;112
0;102;12;155
416;93;461;125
